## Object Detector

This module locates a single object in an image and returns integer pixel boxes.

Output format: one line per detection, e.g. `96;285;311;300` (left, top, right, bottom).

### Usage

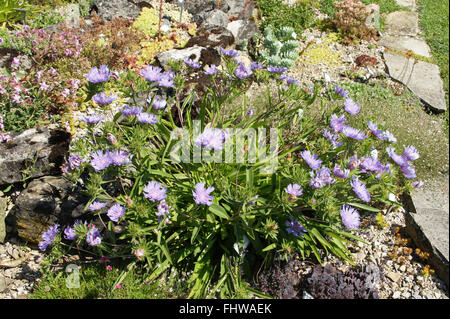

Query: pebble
392;291;401;298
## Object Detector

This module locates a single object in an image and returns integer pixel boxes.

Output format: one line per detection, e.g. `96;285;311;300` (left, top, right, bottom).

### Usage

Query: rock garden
0;0;448;299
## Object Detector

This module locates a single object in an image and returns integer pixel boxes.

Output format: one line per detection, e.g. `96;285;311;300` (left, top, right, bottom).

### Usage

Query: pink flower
106;265;112;271
115;284;122;289
12;57;21;68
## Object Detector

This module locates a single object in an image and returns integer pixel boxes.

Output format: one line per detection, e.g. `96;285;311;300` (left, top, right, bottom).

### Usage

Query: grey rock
395;0;416;10
384;11;419;36
5;176;88;244
0;275;10;293
0;197;6;243
93;0;141;21
384;51;447;112
0;126;71;185
227;19;258;45
185;26;234;49
392;291;401;298
56;3;80;28
225;0;255;20
380;35;431;58
202;9;229;28
156;45;206;68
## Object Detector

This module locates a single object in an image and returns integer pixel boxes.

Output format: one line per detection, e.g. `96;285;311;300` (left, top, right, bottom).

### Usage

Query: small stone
387;272;402;283
402;291;411;298
392;291;401;299
399;265;406;272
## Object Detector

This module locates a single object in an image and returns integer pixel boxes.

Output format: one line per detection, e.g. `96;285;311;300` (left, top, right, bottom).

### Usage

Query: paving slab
395;0;416;10
380;35;432;58
404;175;449;286
384;11;419;36
384;51;447;112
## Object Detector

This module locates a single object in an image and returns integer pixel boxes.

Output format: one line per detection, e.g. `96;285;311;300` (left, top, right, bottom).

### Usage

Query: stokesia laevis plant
39;61;421;299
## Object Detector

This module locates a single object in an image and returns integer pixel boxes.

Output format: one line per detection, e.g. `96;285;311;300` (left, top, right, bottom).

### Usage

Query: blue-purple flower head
86;65;111;83
347;154;360;170
340;204;360;230
183;57;201;69
137;112;158;124
140;65;162;82
143;181;167;202
158;71;175;88
234;63;252;79
330;114;346;133
368;121;397;143
90;150;112;171
342;125;366;140
121;105;143;116
333;164;350;179
403;145;419;161
301;150;322;170
386;147;407;166
38;224;60;251
86;225;102;246
285;183;303;197
220;47;239;57
344;98;360;115
107;203;125;222
350;176;371;203
285;77;299;86
285;216;307;237
359;156;381;173
150;95;167;110
156;200;171;223
194;127;227;150
204;64;218;75
193;182;214;206
250;62;265;71
400;163;416;179
64;220;85;240
267;66;287;73
92;92;118;105
335;85;349;98
89;200;108;211
324;129;343;149
80;114;104;124
108;149;132;166
309;167;335;189
68;155;83;171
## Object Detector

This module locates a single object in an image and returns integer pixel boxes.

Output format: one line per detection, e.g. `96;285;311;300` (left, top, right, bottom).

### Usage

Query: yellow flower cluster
299;33;342;67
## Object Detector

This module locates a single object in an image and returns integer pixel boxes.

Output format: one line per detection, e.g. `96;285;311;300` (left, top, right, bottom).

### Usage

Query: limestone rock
384;11;419;37
227;19;259;45
202;9;229;28
56;3;80;28
185;26;235;49
0;126;71;185
380;35;431;58
5;176;88;244
384;51;447;112
0;198;6;243
93;0;141;21
156;45;220;69
225;0;255;20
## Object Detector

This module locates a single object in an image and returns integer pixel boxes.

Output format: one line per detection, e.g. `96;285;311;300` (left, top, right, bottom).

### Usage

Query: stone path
380;0;449;287
381;0;447;112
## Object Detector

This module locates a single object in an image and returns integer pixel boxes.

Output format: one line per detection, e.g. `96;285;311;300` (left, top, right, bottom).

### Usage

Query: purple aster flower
158;71;175;88
90;150;112;171
335;85;349;98
330;114;346;133
86;226;102;246
367;121;386;140
309;171;325;189
344;98;360;115
285;183;303;197
108;149;132;166
247;109;255;117
80;114;104;124
350;176;371;203
386;147;408;166
403;145;419;161
193;182;214;206
359;156;381;173
106;133;117;145
64;220;84;240
89;201;107;212
156;200;171;222
86;65;111;83
267;66;287;73
121;105;143;116
342;125;366;140
68;155;83;170
324;129;343;149
137;112;158;124
285;77;299;86
247;195;258;205
382;130;397;143
143;181;167;202
183;57;202;69
92;92;118;105
194;127;226;150
340;204;360;230
150;95;167;110
204;64;218;75
333;164;350;179
285;216;307;237
400;164;416;179
250;62;264;71
300;150;322;170
234;63;253;79
140;65;162;82
316;166;335;185
38;224;60;251
107;203;125;222
412;180;424;188
347;155;360;170
220;47;239;57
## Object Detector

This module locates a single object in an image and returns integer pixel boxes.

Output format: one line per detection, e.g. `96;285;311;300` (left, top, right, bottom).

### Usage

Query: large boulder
0;126;71;185
5;176;89;244
225;0;255;20
227;19;258;45
185;26;235;49
93;0;141;21
201;9;229;28
155;45;220;69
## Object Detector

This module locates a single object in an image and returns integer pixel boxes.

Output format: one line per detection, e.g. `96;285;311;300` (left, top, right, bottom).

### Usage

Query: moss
299;33;342;67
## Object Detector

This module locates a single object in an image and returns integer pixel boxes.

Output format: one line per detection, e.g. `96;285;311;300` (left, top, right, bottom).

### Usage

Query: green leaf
347;202;380;213
208;204;230;219
262;243;277;252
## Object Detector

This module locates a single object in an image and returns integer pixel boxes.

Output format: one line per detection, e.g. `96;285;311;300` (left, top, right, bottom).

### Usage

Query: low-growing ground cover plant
34;46;424;298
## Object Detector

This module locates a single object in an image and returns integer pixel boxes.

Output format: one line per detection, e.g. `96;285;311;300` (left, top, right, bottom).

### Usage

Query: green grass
417;0;449;136
31;262;190;299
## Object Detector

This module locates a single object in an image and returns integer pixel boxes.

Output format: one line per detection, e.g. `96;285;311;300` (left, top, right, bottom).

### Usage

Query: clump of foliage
305;263;380;299
256;0;315;36
259;25;299;69
299;32;342;67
